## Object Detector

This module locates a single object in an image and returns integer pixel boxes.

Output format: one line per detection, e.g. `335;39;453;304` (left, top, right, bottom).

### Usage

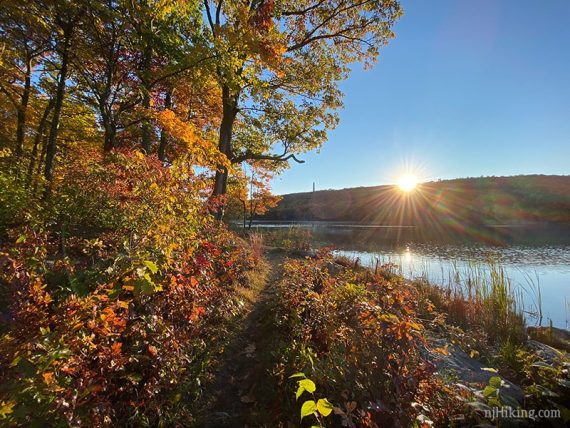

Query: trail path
201;251;284;427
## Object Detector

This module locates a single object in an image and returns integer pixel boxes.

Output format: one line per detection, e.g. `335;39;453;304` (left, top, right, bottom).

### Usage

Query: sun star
398;174;418;192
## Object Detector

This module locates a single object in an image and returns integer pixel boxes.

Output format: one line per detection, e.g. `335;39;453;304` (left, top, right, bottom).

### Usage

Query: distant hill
262;175;570;226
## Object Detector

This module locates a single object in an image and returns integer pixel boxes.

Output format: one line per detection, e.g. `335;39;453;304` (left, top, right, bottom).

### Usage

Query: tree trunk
101;34;118;152
102;117;116;151
44;23;73;196
248;178;254;229
27;98;54;185
158;90;172;161
15;55;32;161
140;44;152;153
212;85;239;219
32;133;49;195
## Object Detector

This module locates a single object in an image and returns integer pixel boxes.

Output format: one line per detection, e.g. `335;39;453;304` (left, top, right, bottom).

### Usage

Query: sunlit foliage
0;149;259;426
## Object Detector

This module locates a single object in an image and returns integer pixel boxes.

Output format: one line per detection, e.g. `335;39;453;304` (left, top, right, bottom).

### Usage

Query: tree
72;0;137;152
120;0;203;154
247;177;281;228
0;1;50;163
201;0;402;217
40;1;85;191
225;161;281;228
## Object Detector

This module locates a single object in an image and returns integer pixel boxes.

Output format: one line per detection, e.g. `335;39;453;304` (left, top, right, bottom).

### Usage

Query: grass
248;225;313;252
414;259;528;343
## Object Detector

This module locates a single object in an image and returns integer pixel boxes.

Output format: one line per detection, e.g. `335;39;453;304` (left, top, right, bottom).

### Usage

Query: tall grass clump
416;259;528;344
257;226;313;252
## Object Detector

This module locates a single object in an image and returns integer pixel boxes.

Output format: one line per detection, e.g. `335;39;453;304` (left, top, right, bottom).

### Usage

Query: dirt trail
200;251;284;427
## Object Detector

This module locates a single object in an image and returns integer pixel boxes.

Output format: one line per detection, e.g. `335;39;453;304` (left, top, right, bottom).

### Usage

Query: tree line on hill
261;175;570;226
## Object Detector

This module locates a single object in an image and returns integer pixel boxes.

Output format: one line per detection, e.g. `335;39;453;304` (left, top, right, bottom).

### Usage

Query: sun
398;174;418;192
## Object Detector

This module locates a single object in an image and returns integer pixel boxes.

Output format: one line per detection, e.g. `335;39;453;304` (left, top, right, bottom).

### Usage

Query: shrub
269;252;461;427
0;149;256;426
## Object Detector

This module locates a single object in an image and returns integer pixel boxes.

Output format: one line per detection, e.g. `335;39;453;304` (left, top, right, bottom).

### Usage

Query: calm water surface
252;222;570;329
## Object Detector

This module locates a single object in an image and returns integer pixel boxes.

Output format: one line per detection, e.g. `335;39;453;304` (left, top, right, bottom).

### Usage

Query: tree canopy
0;0;401;212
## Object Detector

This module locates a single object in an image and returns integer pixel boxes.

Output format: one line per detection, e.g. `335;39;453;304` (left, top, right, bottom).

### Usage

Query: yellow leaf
317;398;334;417
409;321;423;331
0;400;15;418
301;400;317;420
299;379;316;393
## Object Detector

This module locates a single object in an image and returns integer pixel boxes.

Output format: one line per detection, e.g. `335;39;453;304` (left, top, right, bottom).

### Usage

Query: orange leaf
42;371;55;385
433;346;450;356
147;345;158;357
111;342;122;356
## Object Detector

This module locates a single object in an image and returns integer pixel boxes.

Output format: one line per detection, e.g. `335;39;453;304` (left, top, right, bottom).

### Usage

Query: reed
414;258;530;343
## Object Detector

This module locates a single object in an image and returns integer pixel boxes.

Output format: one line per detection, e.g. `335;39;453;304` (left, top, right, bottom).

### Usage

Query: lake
250;221;570;329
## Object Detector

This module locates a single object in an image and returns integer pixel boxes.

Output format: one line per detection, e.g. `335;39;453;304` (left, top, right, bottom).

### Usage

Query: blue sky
272;0;570;195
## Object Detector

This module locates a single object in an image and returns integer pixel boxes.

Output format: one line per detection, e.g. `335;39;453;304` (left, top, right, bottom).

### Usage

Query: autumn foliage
268;252;462;427
0;0;405;425
0;150;258;426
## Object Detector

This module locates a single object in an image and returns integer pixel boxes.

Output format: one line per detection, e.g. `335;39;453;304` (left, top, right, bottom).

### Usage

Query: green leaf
307;353;314;368
299;379;316;393
301;400;317;420
489;376;502;388
136;278;155;295
483;385;497;398
9;355;21;368
289;372;306;379
16;234;26;244
317;398;334;417
144;261;158;274
296;386;305;400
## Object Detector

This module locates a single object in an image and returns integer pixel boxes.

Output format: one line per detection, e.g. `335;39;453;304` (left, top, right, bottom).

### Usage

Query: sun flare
398;174;418;192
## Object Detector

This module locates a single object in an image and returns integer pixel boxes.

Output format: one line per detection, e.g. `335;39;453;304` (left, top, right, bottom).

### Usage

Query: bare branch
231;151;305;164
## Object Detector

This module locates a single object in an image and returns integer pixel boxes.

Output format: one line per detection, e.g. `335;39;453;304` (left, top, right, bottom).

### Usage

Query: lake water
250;222;570;329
